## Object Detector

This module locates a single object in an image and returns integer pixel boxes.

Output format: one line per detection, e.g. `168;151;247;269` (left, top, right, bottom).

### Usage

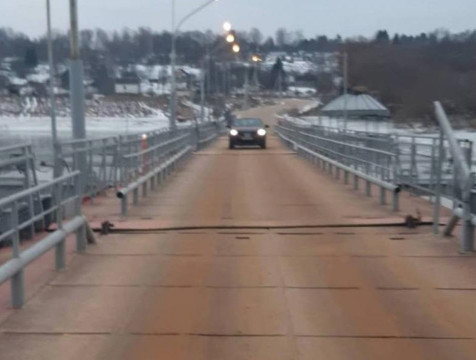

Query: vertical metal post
433;130;444;234
380;187;386;205
429;138;436;200
11;202;25;308
410;137;417;184
366;181;371;196
343;52;348;130
461;187;475;252
133;188;139;205
392;190;399;212
169;0;177;131
244;65;249;109
344;171;349;185
353;175;359;190
74;173;86;252
69;0;87;194
46;0;58;169
142;182;148;198
55;182;66;270
200;61;206;123
121;195;128;217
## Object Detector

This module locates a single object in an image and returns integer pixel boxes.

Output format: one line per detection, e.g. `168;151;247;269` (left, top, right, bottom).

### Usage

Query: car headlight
257;129;267;136
230;129;239;136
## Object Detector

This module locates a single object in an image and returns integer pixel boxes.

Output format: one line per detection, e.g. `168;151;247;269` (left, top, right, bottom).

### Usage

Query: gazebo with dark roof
320;94;390;119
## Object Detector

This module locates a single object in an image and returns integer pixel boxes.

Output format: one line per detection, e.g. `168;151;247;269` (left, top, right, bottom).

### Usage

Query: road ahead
1;101;476;359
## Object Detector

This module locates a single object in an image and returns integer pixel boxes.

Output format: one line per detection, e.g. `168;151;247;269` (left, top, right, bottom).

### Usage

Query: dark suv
228;118;269;149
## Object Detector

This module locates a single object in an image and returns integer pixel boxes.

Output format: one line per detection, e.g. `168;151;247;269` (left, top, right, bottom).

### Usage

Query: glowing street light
232;44;240;53
252;55;262;62
223;21;232;32
226;34;235;43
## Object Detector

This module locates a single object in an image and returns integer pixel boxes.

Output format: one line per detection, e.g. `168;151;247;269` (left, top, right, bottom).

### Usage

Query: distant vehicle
228;117;269;149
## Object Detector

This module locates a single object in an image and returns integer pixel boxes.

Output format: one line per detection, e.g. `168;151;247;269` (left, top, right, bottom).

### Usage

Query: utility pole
69;0;87;188
252;62;259;89
244;65;249;109
46;0;57;147
170;0;218;130
277;71;282;99
343;52;348;130
69;0;86;141
200;59;206;123
169;0;177;130
46;0;60;178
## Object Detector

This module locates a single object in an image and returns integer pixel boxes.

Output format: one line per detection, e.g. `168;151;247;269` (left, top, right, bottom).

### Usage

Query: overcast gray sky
1;0;475;38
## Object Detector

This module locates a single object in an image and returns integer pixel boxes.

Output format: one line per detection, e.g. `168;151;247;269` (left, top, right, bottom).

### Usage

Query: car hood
233;127;262;131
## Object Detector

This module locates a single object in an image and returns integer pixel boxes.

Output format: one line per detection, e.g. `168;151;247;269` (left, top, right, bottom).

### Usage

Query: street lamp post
46;0;61;178
69;0;87;190
69;0;86;141
46;0;57;147
170;0;219;130
199;22;235;123
342;52;348;130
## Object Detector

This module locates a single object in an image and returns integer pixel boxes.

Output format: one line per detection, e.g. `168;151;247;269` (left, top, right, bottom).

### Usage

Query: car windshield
233;118;263;128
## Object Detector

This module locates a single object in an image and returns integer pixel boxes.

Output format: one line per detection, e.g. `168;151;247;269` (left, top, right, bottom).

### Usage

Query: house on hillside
7;77;29;95
114;75;141;95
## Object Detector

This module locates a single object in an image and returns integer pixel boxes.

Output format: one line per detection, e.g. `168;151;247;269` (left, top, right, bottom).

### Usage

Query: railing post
366;181;371;196
461;201;475;252
353;175;359;190
55;181;66;270
10;201;25;308
142;182;148;198
392;190;399;212
380;187;386;205
74;174;86;252
54;142;63;178
435;102;474;251
133;188;139;205
433;131;444;234
121;194;128;217
118;136;125;186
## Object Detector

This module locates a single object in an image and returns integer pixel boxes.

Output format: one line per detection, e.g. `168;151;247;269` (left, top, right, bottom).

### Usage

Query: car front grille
238;131;256;137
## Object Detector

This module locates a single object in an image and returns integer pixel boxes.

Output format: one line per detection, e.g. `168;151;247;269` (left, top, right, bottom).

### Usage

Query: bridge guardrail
0;171;88;308
116;130;193;216
433;102;476;252
280;108;476;252
275;124;401;211
0;144;39;196
55;122;222;200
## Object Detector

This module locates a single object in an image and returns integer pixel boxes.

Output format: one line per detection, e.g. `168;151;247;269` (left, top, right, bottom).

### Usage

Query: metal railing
117;145;193;216
275;120;401;211
0;171;87;308
278;108;476;252
433;102;476;252
196;121;223;149
0;120;221;306
55;137;120;199
393;133;472;201
120;129;190;185
0;144;39;197
55;122;223;200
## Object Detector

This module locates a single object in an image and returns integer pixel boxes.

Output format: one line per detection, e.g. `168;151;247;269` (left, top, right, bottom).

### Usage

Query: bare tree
249;28;263;47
